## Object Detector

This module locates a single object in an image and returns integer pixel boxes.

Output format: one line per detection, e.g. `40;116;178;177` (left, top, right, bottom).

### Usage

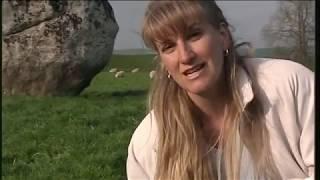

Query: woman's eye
187;31;202;41
161;44;175;53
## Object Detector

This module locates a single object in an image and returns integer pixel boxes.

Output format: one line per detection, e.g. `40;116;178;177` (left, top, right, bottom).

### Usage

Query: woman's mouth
183;63;206;79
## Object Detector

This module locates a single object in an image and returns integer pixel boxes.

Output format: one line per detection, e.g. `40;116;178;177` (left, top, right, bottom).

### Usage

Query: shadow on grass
111;90;147;97
81;90;148;99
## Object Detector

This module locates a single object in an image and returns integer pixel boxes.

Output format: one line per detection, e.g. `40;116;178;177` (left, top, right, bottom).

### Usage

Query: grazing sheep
149;70;156;79
115;71;125;78
109;68;117;73
153;55;158;60
248;47;255;57
131;68;139;73
235;42;255;57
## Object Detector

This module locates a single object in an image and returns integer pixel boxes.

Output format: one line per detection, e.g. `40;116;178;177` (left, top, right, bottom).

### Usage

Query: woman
127;1;314;180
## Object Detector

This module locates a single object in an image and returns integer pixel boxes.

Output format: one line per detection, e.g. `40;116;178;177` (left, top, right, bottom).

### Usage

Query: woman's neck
189;76;230;119
189;90;229;149
188;74;231;134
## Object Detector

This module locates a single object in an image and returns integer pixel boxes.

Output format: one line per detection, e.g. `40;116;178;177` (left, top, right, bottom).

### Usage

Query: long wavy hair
142;1;281;180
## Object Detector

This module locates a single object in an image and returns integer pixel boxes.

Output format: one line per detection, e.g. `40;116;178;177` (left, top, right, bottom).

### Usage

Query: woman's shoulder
245;57;313;76
244;58;314;87
129;111;158;157
127;111;158;179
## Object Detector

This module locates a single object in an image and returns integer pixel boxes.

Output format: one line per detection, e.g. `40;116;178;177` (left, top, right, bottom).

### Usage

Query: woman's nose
177;40;195;63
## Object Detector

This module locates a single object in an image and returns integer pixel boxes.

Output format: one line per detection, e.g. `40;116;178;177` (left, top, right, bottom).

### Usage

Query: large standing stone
2;0;119;96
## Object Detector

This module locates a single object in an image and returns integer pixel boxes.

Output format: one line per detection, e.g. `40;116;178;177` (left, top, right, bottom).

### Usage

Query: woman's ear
218;22;231;50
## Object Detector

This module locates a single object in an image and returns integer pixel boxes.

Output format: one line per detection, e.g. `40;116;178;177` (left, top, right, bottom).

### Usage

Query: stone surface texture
2;0;119;96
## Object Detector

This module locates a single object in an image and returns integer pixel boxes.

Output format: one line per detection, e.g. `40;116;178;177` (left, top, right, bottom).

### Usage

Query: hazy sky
109;1;279;50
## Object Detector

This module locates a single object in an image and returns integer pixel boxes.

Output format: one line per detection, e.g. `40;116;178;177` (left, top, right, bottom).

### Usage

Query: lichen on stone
48;0;67;13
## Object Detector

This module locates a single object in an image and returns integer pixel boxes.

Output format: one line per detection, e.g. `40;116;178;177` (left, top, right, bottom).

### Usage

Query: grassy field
2;51;314;179
2;55;153;180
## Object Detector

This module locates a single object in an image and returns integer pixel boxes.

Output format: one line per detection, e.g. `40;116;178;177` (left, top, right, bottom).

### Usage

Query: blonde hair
142;1;281;179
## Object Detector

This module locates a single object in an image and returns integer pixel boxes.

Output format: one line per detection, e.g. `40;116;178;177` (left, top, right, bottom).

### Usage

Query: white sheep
109;68;117;73
246;46;255;57
115;71;125;78
131;68;139;73
236;42;255;57
153;55;158;60
149;70;156;79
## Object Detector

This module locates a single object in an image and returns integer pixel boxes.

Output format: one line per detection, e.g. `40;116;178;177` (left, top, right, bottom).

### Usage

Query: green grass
2;50;314;179
3;68;152;179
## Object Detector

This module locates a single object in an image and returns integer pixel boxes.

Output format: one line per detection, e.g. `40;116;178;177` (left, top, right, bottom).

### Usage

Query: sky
109;1;280;50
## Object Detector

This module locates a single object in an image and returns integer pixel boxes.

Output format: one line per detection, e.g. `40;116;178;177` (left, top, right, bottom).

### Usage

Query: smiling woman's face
157;22;230;96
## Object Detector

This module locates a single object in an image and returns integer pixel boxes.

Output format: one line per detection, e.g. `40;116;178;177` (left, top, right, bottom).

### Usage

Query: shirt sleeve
126;112;156;180
291;66;314;180
126;138;149;180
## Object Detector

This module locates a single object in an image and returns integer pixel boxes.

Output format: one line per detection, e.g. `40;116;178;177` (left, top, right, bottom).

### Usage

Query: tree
261;1;315;70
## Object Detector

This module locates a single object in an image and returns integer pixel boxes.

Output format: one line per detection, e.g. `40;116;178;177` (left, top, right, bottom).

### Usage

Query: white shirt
126;58;314;180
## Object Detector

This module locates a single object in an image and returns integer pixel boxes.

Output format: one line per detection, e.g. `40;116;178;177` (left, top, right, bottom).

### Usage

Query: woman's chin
184;82;212;96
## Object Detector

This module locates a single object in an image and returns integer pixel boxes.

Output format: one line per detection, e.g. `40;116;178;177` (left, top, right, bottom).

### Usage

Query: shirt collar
237;66;254;110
